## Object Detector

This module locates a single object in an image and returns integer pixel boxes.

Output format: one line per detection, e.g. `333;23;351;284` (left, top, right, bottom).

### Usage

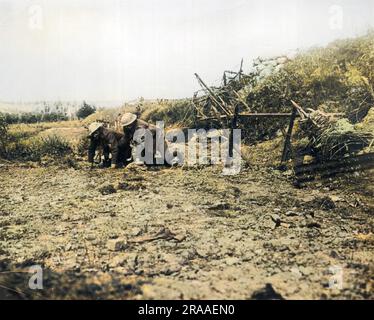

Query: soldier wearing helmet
120;113;157;137
120;113;168;165
120;113;161;163
87;122;126;169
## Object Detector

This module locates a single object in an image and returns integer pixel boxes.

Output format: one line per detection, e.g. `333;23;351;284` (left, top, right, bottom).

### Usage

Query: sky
0;0;373;103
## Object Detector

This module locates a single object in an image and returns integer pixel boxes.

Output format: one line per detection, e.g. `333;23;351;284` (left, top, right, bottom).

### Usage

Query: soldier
120;113;155;138
120;113;164;165
87;122;126;169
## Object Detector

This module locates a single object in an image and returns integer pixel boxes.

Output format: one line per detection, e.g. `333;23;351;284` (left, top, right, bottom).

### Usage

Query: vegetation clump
76;101;96;119
4;135;72;162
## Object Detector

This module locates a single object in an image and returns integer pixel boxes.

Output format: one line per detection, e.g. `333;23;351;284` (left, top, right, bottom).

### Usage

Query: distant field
9;120;85;142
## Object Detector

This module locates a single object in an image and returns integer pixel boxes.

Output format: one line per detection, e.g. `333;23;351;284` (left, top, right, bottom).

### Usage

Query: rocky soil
0;161;373;299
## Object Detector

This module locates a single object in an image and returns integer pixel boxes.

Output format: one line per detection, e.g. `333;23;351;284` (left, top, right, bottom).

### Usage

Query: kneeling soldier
87;122;126;169
120;113;161;164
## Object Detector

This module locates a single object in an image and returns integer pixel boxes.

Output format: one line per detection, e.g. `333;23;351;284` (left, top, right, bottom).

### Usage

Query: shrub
6;140;35;161
75;135;90;157
0;112;68;124
37;135;72;158
40;112;68;122
0;114;9;157
3;113;19;124
76;101;96;119
4;135;72;161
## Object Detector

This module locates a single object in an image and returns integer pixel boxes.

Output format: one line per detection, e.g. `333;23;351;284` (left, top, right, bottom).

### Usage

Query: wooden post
238;58;243;81
281;105;297;163
194;73;232;116
229;105;239;158
223;72;227;86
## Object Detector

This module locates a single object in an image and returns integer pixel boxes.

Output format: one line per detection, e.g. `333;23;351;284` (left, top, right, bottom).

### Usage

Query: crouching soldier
120;113;171;165
87;122;127;169
120;113;165;165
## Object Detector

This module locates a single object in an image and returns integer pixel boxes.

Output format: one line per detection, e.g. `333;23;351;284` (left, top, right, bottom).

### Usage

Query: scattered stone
130;227;143;237
173;230;187;242
299;266;313;276
270;214;281;227
160;264;182;275
320;197;336;210
85;235;96;241
307;196;336;210
117;182;129;190
224;257;240;266
99;184;117;195
109;254;128;267
180;248;197;261
196;247;211;258
127;226;186;244
207;202;230;210
330;250;340;259
73;264;81;272
285;210;299;217
305;221;321;229
125;182;146;191
107;238;128;251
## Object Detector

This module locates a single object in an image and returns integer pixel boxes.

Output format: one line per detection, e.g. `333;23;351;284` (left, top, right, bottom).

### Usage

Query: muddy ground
0;159;373;300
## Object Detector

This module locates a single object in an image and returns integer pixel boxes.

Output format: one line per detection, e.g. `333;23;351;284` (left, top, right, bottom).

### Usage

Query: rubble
107;238;128;251
127;227;186;244
98;184;117;195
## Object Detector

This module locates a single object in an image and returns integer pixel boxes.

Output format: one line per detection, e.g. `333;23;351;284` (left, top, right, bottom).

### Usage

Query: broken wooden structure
192;70;339;163
192;70;373;181
192;63;299;161
294;152;374;185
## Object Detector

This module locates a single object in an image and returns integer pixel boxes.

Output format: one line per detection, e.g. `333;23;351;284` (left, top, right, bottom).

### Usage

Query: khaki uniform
88;128;128;166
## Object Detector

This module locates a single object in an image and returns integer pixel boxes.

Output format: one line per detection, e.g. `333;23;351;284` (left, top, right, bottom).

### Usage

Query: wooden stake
281;105;298;163
194;73;232;116
229;105;240;158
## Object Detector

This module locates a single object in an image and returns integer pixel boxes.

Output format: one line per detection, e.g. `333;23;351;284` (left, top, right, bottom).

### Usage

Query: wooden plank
197;113;297;121
232;90;250;110
294;152;374;175
197;112;344;121
238;112;298;117
294;152;374;184
281;106;297;163
194;73;232;116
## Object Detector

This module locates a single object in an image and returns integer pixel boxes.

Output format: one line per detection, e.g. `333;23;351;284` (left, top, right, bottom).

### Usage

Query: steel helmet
120;113;137;127
88;122;103;136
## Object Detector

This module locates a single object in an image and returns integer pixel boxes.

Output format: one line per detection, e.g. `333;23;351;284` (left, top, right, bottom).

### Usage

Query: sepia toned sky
0;0;373;102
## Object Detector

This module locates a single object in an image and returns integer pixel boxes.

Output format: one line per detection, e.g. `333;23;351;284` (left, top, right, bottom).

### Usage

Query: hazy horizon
1;0;373;103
